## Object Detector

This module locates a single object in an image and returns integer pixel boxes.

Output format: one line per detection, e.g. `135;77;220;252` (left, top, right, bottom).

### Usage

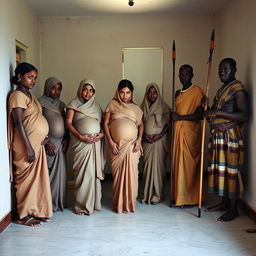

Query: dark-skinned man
172;64;204;207
204;58;249;221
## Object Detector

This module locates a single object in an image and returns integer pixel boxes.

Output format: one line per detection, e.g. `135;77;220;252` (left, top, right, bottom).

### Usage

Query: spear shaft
198;29;215;218
170;40;176;207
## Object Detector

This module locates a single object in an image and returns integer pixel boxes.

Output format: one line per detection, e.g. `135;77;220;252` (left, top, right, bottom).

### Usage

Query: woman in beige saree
141;83;171;204
104;79;143;213
66;79;105;215
8;62;52;226
38;77;69;212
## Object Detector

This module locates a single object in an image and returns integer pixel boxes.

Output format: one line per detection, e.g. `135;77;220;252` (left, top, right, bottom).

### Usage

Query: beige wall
0;0;40;220
216;0;256;211
39;15;216;107
40;14;217;173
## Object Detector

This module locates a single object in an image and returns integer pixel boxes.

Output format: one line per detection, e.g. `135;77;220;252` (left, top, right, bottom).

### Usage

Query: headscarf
141;82;171;127
38;77;64;114
67;79;102;121
105;86;143;125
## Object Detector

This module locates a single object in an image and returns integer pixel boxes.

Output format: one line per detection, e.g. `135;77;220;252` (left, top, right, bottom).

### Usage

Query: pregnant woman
38;77;69;212
8;62;52;226
66;79;105;215
104;79;143;213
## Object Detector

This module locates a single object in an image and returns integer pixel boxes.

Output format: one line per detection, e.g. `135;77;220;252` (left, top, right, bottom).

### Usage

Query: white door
122;47;163;105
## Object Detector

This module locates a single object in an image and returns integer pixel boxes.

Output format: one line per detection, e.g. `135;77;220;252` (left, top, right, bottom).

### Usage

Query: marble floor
0;180;256;256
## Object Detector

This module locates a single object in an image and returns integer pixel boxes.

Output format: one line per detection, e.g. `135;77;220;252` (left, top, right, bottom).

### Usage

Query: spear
198;29;215;218
170;40;176;207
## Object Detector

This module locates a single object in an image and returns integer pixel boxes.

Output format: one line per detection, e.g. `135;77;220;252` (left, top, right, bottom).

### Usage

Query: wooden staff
170;40;176;207
198;29;215;218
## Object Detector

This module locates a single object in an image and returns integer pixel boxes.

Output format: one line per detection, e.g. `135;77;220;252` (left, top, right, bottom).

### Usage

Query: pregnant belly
144;117;163;135
75;116;100;135
44;111;65;138
110;118;137;143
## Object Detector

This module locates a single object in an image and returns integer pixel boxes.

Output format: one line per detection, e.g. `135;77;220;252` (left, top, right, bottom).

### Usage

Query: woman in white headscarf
38;77;68;212
141;83;171;204
66;79;105;215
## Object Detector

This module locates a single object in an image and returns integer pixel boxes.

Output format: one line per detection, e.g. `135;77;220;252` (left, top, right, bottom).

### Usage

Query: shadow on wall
243;56;253;196
7;63;18;212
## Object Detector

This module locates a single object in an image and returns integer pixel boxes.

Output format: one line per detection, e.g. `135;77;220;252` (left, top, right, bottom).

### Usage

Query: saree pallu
71;112;104;215
40;104;67;212
142;116;168;204
8;91;52;219
109;114;141;213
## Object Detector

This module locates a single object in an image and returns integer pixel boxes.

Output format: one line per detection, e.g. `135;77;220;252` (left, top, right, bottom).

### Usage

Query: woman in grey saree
66;79;105;215
38;77;69;212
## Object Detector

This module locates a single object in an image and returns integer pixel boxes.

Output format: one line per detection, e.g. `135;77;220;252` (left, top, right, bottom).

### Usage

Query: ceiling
24;0;230;16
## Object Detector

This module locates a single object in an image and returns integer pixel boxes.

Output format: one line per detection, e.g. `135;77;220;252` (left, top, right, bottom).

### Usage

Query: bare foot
217;209;238;222
15;216;41;227
74;211;87;216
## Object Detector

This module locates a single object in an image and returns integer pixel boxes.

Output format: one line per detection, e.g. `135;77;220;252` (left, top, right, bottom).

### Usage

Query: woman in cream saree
66;79;105;215
141;83;171;204
104;79;143;213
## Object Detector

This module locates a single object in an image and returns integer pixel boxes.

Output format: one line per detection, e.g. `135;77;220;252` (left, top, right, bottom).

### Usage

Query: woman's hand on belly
45;141;57;156
94;132;104;142
79;134;96;144
109;140;119;155
143;134;154;143
41;136;49;145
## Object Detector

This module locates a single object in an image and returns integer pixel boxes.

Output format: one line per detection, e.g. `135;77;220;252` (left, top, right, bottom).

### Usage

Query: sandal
14;216;41;227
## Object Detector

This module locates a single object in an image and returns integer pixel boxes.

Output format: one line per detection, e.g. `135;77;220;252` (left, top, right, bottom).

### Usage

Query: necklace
181;84;194;93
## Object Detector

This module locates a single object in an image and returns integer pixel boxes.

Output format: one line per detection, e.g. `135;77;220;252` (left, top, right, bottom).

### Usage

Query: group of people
8;57;248;227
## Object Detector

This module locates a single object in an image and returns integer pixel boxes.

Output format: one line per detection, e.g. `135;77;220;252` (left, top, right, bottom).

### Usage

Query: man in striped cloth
204;58;249;221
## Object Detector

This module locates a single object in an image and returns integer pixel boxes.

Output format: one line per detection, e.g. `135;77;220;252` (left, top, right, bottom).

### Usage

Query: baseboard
241;200;256;224
0;211;13;233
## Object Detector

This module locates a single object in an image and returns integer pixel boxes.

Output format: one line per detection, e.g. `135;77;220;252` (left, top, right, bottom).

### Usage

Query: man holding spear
172;64;204;207
204;58;249;221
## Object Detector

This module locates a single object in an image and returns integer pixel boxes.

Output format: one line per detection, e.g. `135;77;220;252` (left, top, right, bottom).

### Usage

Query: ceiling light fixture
128;0;134;7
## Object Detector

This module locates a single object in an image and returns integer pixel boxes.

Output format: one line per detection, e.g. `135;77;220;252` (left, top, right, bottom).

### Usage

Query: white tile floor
0;180;256;256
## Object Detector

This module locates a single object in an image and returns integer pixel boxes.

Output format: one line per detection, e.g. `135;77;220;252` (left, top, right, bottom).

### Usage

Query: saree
67;79;105;215
105;89;143;213
8;91;52;219
208;80;246;199
38;77;67;211
172;85;204;206
141;83;171;204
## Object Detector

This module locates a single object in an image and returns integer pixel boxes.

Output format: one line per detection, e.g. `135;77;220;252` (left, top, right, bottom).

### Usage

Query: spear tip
211;29;215;41
172;40;176;60
172;40;176;51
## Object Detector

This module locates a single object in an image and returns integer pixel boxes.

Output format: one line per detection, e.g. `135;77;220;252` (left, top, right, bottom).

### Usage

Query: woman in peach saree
104;79;143;213
8;62;52;226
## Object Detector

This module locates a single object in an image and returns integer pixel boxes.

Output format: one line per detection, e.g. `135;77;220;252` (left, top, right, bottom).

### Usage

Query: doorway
122;47;163;105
